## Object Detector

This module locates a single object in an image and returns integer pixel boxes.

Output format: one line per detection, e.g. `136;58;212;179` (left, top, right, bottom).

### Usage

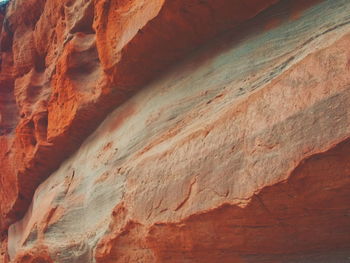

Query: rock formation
1;0;350;262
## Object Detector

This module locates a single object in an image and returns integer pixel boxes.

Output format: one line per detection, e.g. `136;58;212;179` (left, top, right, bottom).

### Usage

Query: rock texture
0;0;280;233
1;0;350;262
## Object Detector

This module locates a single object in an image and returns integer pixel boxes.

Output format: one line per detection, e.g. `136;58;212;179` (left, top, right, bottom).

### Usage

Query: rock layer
3;0;350;263
2;0;350;262
0;0;280;233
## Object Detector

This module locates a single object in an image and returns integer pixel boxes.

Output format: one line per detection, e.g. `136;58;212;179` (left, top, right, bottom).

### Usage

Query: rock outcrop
1;0;350;262
0;0;280;232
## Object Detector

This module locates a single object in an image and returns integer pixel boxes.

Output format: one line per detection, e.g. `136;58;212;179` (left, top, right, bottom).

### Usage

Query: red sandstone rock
12;245;53;263
0;0;280;233
1;0;350;262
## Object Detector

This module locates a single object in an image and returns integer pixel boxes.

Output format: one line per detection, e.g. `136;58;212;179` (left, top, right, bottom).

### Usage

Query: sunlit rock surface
1;0;350;262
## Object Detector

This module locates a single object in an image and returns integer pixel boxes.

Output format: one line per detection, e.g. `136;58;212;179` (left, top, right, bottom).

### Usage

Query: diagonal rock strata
1;0;350;262
0;0;280;233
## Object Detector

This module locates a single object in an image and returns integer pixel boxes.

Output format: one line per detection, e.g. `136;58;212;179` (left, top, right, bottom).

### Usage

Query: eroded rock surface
0;0;280;233
1;0;350;262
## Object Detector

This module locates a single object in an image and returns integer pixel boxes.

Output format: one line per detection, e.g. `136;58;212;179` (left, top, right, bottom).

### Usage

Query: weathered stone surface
2;0;350;262
0;0;280;234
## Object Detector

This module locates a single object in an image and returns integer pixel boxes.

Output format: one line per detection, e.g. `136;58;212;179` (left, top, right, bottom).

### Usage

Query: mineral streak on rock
1;0;350;262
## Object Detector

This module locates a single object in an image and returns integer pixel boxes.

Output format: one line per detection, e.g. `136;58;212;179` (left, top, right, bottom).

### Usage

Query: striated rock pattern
0;0;280;233
1;0;350;262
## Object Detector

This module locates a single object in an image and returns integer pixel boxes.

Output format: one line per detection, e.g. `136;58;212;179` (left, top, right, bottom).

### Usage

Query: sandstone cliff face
1;0;350;262
0;0;280;232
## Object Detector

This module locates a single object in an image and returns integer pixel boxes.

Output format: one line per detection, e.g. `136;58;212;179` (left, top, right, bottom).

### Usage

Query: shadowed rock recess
0;0;350;262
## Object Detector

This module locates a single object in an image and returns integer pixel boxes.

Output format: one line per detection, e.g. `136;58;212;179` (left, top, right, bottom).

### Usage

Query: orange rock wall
0;0;280;233
1;0;350;262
